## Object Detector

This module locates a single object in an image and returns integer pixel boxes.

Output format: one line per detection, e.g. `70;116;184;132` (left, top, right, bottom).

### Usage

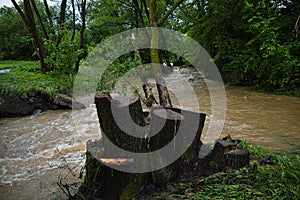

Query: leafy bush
44;29;82;73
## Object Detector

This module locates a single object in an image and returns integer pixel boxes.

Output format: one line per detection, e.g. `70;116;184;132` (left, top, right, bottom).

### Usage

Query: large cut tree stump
78;93;206;199
149;107;206;186
94;93;148;153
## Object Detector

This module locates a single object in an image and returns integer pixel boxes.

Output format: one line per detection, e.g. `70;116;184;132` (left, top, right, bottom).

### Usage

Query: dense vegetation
180;0;300;95
0;0;299;97
0;61;74;98
0;6;34;60
145;142;300;199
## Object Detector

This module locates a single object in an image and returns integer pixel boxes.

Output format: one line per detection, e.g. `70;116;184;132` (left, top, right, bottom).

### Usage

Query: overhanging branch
157;0;185;27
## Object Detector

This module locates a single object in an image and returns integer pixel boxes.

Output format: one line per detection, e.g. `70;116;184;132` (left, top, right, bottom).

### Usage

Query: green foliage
0;61;74;99
97;54;137;92
87;0;134;44
3;0;299;96
120;183;138;200
232;0;300;94
179;0;300;96
147;142;300;200
0;6;35;60
44;30;82;73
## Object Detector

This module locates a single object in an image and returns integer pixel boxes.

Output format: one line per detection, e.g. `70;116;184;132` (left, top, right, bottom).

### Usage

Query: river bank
0;60;75;117
0;92;86;117
140;142;300;200
0;84;299;199
0;92;58;117
1;64;300;199
1;61;299;118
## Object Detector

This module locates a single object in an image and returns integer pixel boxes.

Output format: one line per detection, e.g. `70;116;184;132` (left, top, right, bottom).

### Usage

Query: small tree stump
210;139;249;171
211;139;237;159
225;148;250;169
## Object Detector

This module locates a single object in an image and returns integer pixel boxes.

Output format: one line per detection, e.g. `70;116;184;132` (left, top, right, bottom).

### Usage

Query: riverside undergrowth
0;60;74;99
146;141;300;200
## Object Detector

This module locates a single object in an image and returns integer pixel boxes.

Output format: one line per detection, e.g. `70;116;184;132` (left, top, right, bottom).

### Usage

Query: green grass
147;142;300;200
0;60;74;99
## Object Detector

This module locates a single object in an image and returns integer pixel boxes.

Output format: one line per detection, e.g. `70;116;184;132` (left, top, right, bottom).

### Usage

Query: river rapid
1;68;299;199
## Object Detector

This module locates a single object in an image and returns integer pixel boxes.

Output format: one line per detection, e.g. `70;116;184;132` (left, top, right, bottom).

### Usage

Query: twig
295;13;300;40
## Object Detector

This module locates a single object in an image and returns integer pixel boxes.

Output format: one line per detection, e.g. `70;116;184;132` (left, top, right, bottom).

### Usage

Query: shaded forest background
0;0;299;95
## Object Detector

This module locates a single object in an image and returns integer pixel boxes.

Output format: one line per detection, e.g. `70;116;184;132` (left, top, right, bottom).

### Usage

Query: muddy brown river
1;68;299;199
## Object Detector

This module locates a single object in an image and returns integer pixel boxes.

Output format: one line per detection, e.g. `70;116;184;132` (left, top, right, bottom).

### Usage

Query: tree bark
149;10;173;107
55;0;67;47
148;0;187;108
43;0;53;26
77;94;206;199
132;33;158;107
75;0;87;72
31;0;49;40
157;0;185;27
133;0;146;28
71;0;76;42
94;93;148;153
79;94;150;199
11;0;50;71
11;0;29;28
210;139;250;171
23;0;49;72
225;149;250;170
295;13;300;40
141;0;150;21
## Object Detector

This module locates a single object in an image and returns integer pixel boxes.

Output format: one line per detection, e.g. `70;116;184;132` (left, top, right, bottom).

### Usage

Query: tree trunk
225;149;250;170
23;0;50;72
12;0;51;72
79;94;149;199
11;0;29;28
132;33;157;107
157;0;185;27
94;93;147;153
149;25;173;107
71;0;76;42
83;140;146;200
43;0;53;26
55;0;67;47
149;107;205;186
75;0;87;72
31;0;49;39
148;0;187;108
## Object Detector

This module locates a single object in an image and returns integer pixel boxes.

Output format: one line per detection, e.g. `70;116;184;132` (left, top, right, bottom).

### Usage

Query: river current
1;68;299;199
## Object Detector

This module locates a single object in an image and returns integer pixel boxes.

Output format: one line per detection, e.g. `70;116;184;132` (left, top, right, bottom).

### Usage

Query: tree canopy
1;0;299;95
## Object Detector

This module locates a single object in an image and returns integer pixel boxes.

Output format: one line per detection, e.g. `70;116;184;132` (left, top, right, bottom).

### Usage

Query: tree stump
77;93;206;199
169;108;206;164
149;107;206;187
210;139;250;171
225;148;250;169
94;93;148;154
